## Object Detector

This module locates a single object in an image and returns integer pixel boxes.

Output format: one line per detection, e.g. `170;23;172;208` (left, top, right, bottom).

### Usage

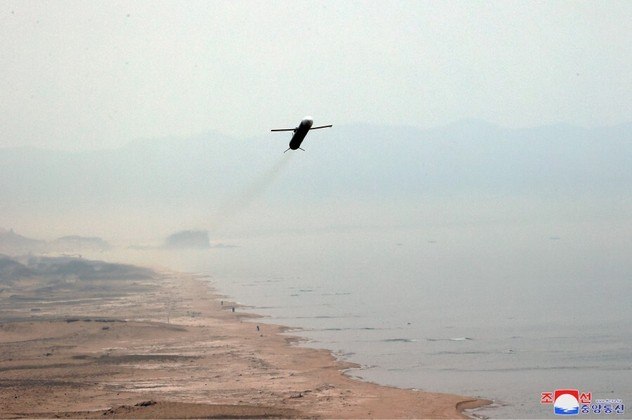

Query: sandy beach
0;259;490;418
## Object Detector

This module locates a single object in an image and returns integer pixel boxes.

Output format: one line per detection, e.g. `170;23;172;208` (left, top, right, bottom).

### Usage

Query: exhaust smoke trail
210;153;294;232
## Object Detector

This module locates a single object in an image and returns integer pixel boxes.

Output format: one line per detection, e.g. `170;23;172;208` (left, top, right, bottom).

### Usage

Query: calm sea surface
119;222;631;418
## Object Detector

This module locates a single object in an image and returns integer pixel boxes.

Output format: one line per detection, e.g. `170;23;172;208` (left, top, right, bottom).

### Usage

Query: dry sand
0;265;490;418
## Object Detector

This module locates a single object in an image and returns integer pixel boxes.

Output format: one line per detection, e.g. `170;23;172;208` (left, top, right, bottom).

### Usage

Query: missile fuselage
288;117;313;150
271;116;330;152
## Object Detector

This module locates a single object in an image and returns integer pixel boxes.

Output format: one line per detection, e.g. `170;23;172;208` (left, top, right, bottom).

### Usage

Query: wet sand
0;265;490;418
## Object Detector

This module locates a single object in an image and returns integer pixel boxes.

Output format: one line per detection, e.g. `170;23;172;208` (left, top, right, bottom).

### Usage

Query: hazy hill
0;254;33;284
25;256;154;281
0;230;111;255
0;229;46;254
164;230;211;249
0;254;153;289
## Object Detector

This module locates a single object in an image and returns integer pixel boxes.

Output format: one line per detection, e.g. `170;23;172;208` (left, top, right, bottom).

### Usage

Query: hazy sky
1;0;631;150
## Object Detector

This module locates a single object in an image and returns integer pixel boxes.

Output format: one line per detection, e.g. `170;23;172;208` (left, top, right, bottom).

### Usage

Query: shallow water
116;221;632;418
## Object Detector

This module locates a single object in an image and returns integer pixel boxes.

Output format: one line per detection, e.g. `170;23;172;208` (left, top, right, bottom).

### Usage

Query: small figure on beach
256;325;260;332
232;307;235;312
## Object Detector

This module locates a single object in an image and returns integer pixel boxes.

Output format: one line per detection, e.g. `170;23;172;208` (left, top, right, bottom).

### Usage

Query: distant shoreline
0;256;492;418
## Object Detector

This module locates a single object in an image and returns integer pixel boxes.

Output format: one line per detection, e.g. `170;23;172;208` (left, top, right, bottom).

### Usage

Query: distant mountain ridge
0;229;111;256
0;120;630;226
0;229;46;254
0;253;153;284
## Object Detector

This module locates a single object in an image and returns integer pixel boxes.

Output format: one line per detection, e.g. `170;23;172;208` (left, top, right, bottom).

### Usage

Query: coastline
0;265;491;418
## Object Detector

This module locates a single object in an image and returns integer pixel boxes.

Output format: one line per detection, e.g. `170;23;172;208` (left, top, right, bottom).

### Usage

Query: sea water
129;221;632;419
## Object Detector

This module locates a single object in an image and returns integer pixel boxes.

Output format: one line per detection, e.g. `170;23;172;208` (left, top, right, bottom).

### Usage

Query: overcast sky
1;0;631;150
